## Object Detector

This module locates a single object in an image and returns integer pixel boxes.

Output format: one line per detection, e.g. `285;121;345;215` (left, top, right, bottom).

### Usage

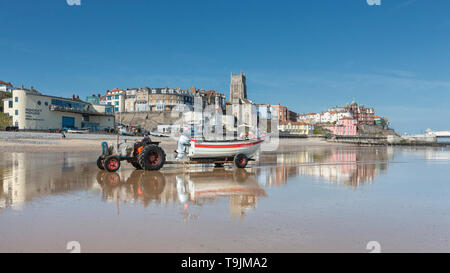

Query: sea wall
116;111;183;131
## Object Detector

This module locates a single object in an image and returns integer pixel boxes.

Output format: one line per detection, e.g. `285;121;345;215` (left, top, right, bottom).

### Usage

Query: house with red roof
0;81;14;93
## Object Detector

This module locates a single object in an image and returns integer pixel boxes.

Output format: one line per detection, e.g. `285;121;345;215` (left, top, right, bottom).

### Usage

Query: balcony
49;105;113;116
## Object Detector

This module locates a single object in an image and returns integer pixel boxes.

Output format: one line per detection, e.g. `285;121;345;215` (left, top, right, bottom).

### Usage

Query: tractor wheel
234;154;248;169
97;156;105;170
130;160;142;170
104;156;121;173
138;145;166;171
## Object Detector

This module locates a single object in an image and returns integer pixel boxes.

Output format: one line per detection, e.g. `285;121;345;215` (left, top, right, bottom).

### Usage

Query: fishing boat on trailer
97;136;265;173
188;138;264;159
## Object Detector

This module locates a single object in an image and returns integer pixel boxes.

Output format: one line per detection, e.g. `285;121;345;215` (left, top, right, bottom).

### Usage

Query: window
51;99;84;111
15;110;18;116
115;101;119;105
37;100;41;106
115;107;119;112
8;101;13;108
15;97;18;102
115;95;119;99
45;102;48;106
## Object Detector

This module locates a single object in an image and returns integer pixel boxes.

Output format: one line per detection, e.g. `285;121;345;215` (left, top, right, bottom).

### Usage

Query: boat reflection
96;168;267;220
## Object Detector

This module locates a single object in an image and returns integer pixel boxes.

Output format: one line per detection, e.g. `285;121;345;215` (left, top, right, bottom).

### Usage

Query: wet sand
0;134;449;252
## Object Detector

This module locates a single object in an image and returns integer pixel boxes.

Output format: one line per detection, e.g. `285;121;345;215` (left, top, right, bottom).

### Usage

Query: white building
101;87;196;113
100;88;125;113
3;87;115;130
320;111;352;123
0;81;14;93
256;104;272;120
304;113;321;124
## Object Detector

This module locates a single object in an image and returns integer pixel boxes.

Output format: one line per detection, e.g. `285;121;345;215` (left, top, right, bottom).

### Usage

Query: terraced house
100;86;225;113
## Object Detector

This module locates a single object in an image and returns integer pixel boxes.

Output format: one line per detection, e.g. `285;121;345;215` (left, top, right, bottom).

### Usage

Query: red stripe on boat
194;140;264;148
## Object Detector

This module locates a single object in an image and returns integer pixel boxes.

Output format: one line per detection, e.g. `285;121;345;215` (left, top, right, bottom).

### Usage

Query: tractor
97;139;166;172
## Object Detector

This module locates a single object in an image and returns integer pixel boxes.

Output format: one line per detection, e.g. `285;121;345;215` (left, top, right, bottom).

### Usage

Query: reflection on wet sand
2;145;450;252
2;146;448;214
96;168;267;220
258;147;395;188
0;152;98;210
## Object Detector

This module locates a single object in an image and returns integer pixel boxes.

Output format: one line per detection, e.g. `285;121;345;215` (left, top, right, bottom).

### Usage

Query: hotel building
100;86;225;113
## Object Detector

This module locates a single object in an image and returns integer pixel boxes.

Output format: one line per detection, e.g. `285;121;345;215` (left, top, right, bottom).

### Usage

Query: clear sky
1;0;449;133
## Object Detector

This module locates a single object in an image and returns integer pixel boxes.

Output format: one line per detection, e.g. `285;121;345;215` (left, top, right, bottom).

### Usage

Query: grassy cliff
0;112;11;127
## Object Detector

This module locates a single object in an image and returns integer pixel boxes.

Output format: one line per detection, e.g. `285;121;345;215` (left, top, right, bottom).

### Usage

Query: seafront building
99;86;225;114
85;94;102;105
100;88;125;112
344;101;375;125
0;81;14;93
271;104;297;123
278;121;314;135
323;117;358;136
2;86;114;130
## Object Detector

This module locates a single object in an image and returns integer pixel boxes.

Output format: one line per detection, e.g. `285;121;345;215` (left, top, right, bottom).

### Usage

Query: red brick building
271;104;297;123
345;101;375;125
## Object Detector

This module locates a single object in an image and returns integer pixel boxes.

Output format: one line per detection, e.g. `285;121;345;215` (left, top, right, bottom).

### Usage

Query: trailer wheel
97;156;105;170
138;145;166;171
234;154;248;169
104;156;121;172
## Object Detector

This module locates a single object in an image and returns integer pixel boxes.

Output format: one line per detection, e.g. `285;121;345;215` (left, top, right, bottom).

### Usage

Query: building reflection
0;152;99;210
3;146;448;216
96;168;267;220
257;147;395;188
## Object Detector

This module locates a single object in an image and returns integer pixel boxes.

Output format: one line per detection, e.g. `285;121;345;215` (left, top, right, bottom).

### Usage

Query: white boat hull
188;139;263;159
67;129;89;134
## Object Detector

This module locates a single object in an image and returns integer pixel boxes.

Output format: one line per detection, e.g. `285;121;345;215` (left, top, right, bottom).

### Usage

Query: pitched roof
0;80;12;86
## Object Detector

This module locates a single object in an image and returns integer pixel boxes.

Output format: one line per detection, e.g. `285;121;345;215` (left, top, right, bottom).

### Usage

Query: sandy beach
1;131;449;253
0;131;178;153
0;131;340;153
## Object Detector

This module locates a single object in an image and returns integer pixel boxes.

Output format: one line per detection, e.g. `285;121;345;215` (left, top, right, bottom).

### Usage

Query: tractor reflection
96;168;267;220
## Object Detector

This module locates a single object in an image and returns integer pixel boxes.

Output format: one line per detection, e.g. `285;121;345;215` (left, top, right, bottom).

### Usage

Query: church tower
230;72;247;104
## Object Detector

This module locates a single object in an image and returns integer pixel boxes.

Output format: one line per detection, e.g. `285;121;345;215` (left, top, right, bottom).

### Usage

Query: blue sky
1;0;450;133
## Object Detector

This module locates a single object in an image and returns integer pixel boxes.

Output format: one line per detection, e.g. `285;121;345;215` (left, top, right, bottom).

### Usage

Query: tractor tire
97;156;105;170
104;156;121;173
234;154;248;169
130;160;142;170
138;145;166;171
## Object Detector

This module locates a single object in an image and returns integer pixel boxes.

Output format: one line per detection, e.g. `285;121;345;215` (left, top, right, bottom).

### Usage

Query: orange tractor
97;139;166;172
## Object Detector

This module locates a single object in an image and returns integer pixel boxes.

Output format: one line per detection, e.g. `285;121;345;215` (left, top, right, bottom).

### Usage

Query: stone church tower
230;72;247;104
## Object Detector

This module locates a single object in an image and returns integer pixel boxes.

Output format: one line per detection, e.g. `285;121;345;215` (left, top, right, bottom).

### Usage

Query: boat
67;128;90;134
188;138;264;159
